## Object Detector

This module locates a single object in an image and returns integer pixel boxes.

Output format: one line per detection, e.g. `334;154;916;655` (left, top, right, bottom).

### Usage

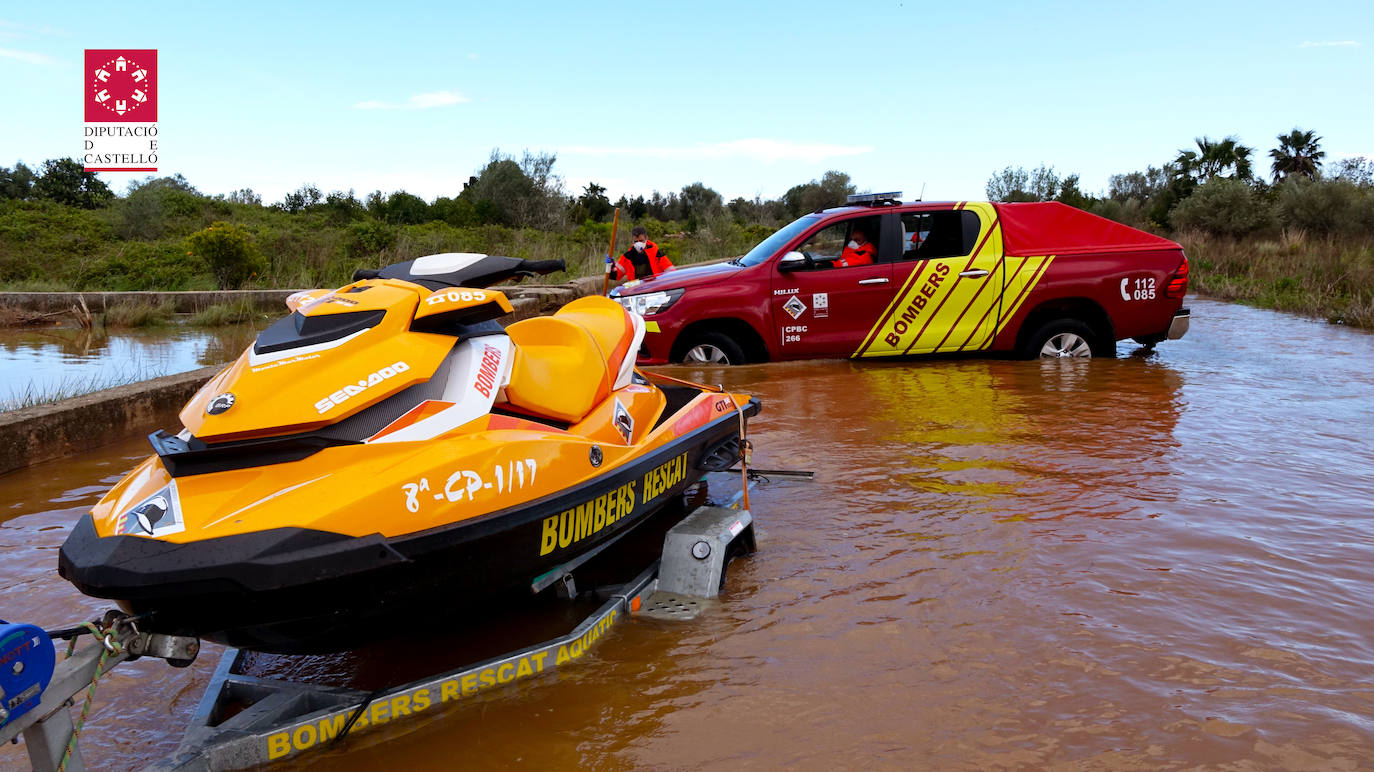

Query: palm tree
1175;136;1254;183
1270;129;1325;182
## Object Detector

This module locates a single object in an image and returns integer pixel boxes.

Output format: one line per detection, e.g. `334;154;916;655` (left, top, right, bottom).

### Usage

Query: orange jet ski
58;254;759;653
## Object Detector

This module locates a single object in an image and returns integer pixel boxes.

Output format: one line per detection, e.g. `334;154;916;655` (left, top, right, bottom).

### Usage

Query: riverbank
1179;232;1374;327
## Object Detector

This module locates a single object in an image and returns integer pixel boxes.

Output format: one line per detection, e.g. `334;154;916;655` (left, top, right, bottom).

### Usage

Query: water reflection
0;322;268;406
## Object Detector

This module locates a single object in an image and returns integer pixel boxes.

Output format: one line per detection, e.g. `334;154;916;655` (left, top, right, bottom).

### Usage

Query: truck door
769;214;897;358
852;204;1004;357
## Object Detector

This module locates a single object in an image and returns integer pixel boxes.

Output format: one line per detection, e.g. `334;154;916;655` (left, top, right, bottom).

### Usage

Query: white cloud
0;47;51;65
561;138;874;163
1299;40;1360;48
353;90;469;110
467;53;479;60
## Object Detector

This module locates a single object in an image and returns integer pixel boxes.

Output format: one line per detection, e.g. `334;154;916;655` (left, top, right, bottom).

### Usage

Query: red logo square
85;49;157;122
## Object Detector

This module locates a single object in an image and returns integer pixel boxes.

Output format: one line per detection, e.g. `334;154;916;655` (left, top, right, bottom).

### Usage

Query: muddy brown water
2;297;1372;769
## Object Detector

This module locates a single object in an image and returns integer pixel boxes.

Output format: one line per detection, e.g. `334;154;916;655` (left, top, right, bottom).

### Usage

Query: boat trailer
2;504;757;771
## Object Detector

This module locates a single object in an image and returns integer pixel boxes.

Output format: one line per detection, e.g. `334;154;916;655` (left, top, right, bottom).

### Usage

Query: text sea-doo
58;254;759;653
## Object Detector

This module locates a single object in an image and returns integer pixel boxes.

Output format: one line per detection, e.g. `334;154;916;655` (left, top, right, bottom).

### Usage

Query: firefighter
614;226;675;280
837;228;876;267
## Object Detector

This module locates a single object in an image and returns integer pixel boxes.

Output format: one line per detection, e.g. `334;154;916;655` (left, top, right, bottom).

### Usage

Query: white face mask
633;241;647;252
847;240;860;250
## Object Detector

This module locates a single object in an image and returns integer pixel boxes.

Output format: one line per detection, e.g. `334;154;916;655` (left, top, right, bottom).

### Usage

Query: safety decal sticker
783;295;807;319
813;292;829;318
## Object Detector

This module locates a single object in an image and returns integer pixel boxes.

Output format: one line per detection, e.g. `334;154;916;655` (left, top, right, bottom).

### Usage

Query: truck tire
1022;319;1098;359
679;332;747;365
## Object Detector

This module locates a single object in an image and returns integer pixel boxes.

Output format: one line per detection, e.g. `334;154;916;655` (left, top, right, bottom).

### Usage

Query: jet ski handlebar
518;259;566;276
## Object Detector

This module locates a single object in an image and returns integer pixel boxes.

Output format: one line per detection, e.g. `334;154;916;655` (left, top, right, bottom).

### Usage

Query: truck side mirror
777;251;807;273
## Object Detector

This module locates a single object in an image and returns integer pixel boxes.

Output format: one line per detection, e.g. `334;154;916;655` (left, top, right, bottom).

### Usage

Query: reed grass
188;300;268;326
0;367;161;412
1180;232;1374;327
99;301;176;328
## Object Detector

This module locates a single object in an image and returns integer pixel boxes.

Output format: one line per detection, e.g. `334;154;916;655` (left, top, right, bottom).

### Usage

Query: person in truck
837;227;876;267
614;226;675;280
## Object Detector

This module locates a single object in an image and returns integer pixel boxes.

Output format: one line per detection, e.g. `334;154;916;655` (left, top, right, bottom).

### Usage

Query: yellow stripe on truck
990;255;1054;342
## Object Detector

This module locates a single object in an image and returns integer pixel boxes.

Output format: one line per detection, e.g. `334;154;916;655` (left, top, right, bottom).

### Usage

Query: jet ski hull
58;404;756;653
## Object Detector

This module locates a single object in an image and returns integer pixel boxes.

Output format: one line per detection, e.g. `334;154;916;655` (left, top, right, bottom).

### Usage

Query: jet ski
58;253;759;654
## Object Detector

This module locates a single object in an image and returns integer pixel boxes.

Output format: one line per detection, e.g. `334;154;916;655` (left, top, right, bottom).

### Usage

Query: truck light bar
846;191;903;205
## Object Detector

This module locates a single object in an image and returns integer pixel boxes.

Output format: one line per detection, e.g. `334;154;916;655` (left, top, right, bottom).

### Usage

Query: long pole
603;207;620;296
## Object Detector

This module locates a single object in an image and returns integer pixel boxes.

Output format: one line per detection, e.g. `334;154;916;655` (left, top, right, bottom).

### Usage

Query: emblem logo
114;484;185;537
206;392;236;415
85;50;157;121
783;295;807;319
612;398;634;443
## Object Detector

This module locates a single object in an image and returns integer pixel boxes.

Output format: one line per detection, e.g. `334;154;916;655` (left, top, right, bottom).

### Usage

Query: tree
679;182;723;220
1174;136;1254;184
0;162;37;200
1108;166;1170;202
782;171;856;217
462;154;536;226
226;188;262;205
1056;174;1093;209
186;222;267;289
321;190;366;224
986;165;1061;202
280;183;322;213
431;195;478;227
380;191;429;225
516;150;568;229
1331;157;1374;187
576;182;613;222
32;158;112;208
1269;128;1325;182
116;175;206;238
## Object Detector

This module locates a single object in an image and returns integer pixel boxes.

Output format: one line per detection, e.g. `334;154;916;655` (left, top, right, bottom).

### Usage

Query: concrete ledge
0;279;607;473
0;366;220;477
0;291;301;314
0;280;605;317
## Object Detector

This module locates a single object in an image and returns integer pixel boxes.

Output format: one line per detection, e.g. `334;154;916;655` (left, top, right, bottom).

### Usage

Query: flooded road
2;297;1372;768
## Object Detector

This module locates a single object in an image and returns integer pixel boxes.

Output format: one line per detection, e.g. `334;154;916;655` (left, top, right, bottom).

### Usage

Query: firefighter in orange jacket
837;228;876;267
614;226;675;280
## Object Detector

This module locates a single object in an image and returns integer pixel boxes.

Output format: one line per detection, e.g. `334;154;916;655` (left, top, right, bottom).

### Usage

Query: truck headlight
615;288;683;316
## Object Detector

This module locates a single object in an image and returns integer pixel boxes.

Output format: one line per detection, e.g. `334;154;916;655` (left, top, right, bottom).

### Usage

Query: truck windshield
736;215;822;267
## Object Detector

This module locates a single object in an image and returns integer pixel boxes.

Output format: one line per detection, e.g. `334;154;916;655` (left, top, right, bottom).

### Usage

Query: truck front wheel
679;332;747;365
1022;319;1098;359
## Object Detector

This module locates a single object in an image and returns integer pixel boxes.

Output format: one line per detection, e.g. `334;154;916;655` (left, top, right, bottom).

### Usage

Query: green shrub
77;241;208;290
347;219;397;257
1170;178;1272;238
186;221;267;289
1274;178;1371;236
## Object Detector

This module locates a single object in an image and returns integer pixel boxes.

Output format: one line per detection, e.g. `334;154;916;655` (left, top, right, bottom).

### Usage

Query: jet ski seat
502;297;644;424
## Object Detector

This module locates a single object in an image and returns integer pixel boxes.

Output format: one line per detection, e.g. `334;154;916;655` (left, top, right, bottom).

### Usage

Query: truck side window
901;211;982;259
796;222;848;268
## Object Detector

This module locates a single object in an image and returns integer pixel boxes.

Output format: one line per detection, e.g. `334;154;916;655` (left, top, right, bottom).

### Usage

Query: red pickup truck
611;196;1190;364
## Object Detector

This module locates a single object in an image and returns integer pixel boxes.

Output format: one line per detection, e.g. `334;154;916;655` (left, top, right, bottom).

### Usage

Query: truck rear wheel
680;332;746;365
1023;319;1097;359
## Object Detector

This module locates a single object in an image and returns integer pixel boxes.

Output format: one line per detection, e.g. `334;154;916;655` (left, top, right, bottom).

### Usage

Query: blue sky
2;1;1370;206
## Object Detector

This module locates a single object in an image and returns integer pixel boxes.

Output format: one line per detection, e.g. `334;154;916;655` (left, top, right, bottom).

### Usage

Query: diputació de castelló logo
83;49;159;172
